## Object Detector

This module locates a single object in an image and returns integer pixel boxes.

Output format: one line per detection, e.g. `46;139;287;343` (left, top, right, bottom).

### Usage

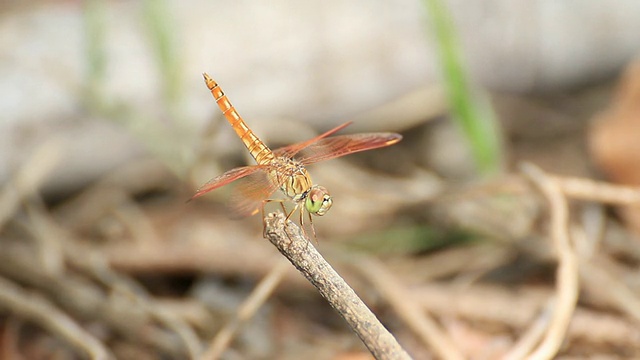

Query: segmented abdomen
203;73;274;166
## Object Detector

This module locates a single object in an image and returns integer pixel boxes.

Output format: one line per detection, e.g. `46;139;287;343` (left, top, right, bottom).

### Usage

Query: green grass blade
423;0;503;175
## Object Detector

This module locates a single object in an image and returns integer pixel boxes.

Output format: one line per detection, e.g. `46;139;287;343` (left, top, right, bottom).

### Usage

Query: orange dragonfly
191;73;402;238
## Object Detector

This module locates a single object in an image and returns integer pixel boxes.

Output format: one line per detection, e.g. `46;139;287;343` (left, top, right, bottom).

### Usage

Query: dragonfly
191;73;402;238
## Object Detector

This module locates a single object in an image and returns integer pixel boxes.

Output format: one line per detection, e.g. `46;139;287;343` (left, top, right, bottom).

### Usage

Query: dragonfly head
305;186;332;216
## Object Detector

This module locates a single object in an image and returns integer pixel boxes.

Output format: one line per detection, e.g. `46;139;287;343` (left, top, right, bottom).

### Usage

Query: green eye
305;196;323;213
305;186;332;216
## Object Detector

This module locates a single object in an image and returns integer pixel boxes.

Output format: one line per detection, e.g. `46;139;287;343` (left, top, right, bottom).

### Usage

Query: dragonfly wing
296;132;402;165
273;122;353;159
227;170;282;219
190;165;269;200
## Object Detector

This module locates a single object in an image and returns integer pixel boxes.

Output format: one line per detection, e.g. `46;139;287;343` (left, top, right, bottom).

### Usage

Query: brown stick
263;212;412;360
518;163;579;360
201;261;290;360
354;257;465;360
0;275;111;360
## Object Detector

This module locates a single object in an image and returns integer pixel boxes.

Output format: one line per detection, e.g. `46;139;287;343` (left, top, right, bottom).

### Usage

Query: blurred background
2;0;640;358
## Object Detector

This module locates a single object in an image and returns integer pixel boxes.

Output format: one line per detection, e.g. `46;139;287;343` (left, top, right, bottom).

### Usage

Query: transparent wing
226;169;283;219
191;164;284;218
294;132;402;165
273;122;353;159
190;165;269;200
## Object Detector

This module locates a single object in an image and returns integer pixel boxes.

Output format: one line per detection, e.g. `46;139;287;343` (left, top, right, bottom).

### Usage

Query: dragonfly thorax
272;157;333;216
272;157;314;200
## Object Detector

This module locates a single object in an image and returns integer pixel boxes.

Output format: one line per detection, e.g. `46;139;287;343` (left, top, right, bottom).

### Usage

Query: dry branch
519;163;579;360
263;212;412;360
0;138;64;229
201;261;289;360
0;275;111;359
354;257;465;360
0;242;186;357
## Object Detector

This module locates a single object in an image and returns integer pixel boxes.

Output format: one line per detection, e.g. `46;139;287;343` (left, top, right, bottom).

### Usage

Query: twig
0;137;64;228
354;257;465;360
579;259;640;323
552;175;640;205
263;212;412;360
0;275;111;360
24;198;200;357
503;300;552;360
0;242;186;357
520;163;579;360
411;283;640;348
201;260;289;360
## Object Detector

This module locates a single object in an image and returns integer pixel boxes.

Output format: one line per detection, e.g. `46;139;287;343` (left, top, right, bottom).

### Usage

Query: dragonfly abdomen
203;73;274;165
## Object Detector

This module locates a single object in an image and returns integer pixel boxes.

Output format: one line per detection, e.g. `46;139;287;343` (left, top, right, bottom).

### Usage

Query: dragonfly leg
296;206;316;246
262;198;287;237
284;203;298;222
261;202;267;237
284;203;307;244
261;199;313;244
307;210;318;244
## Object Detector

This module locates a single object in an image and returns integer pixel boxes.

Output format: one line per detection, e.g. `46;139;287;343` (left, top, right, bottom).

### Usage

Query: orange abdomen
203;73;274;165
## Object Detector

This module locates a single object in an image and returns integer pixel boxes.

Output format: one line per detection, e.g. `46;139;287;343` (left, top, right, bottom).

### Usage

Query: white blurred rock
1;0;639;193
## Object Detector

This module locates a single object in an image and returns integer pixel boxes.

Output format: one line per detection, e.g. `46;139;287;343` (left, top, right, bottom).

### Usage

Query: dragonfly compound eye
306;186;332;216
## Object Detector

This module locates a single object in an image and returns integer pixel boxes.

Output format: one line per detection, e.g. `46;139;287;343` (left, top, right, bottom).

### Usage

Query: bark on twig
263;212;412;360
